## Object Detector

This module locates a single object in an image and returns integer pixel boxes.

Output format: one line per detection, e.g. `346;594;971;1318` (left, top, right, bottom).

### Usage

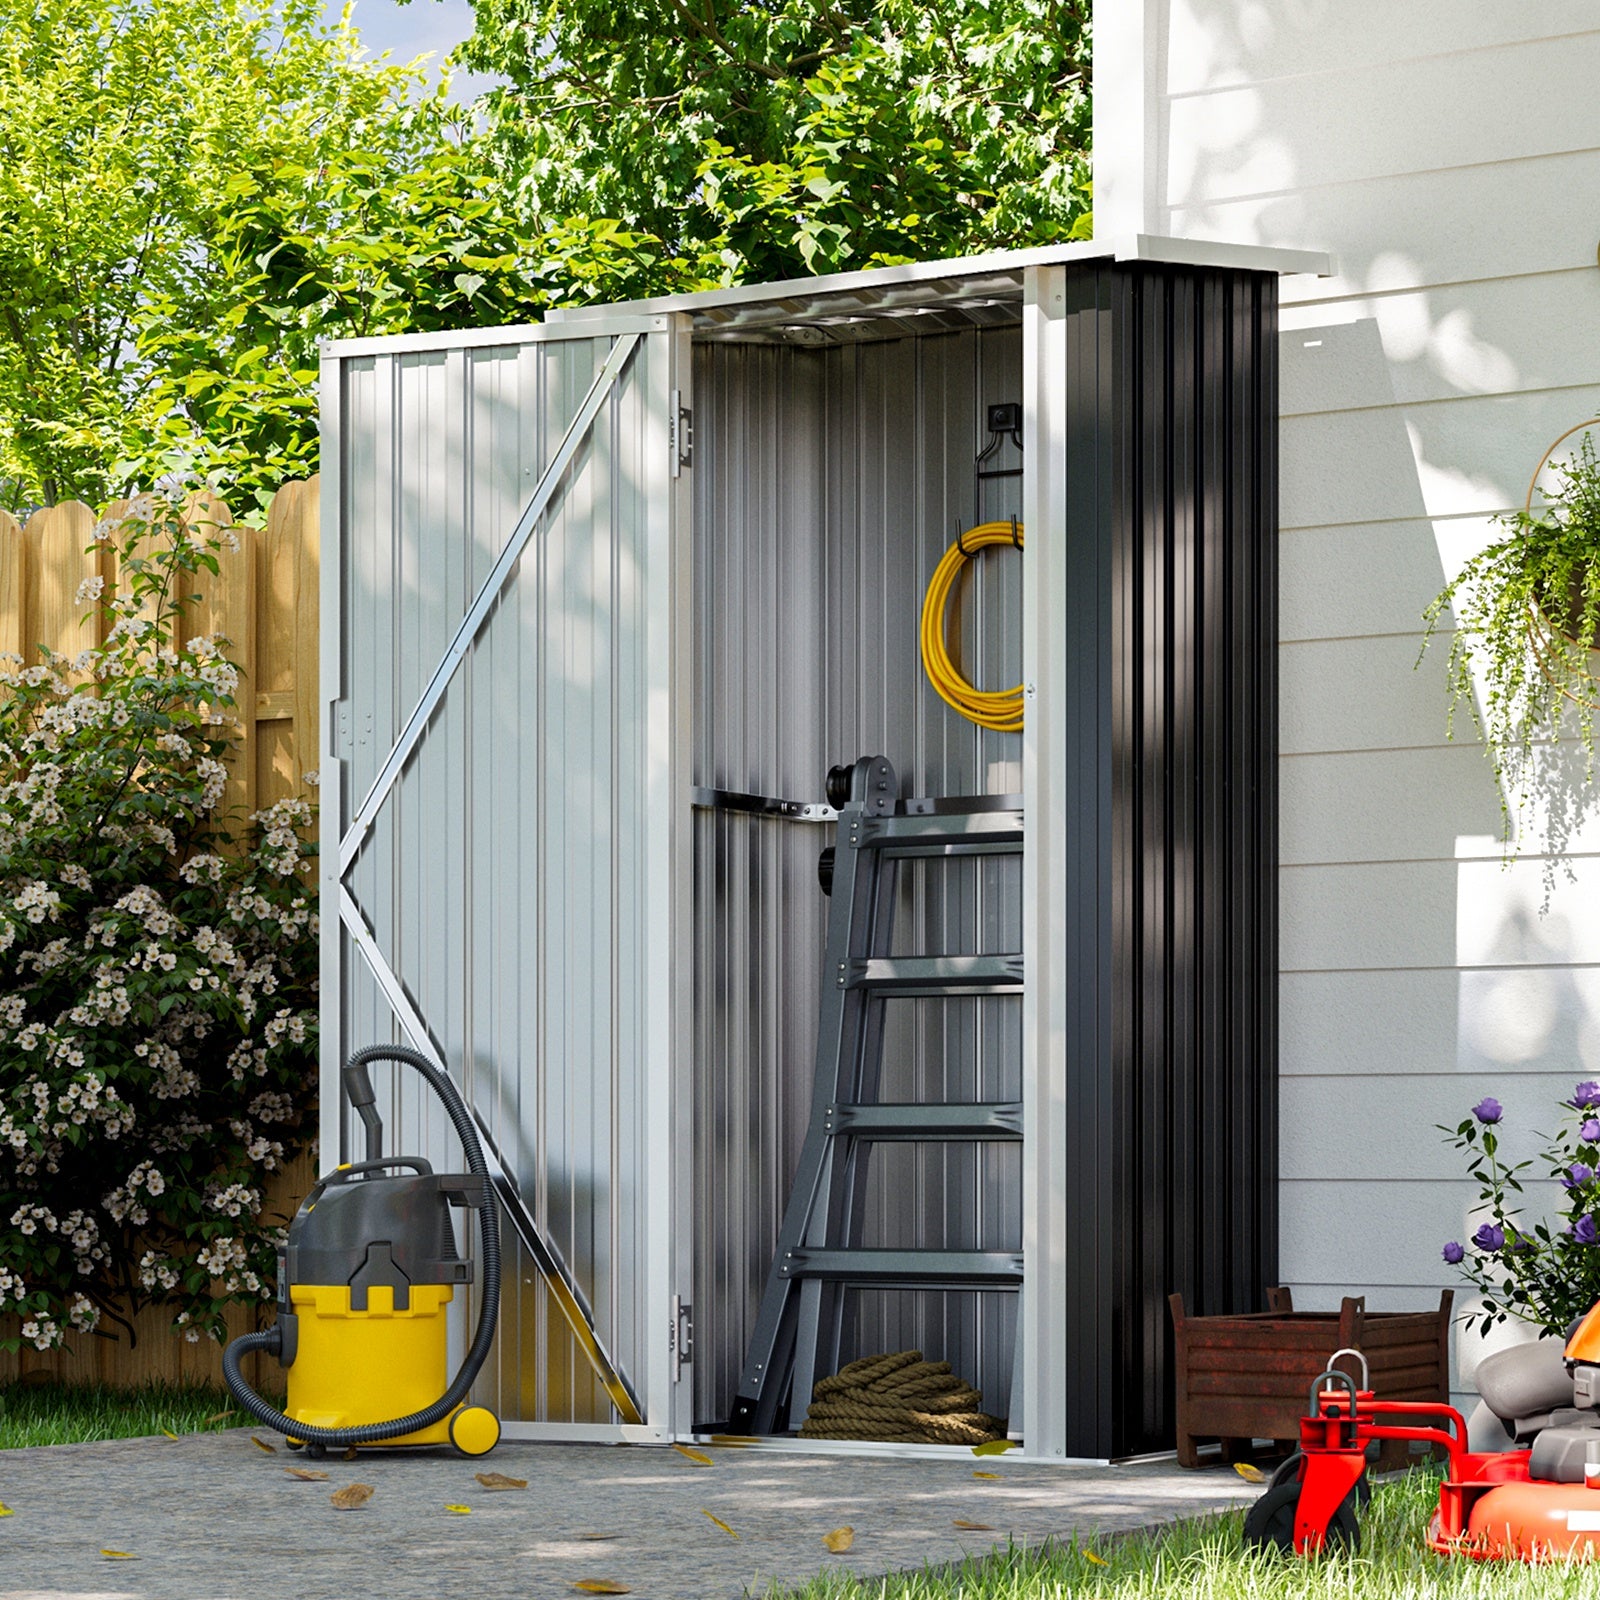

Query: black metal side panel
1059;261;1279;1460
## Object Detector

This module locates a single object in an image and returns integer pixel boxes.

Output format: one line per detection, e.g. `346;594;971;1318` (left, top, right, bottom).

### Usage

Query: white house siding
1102;1;1600;1406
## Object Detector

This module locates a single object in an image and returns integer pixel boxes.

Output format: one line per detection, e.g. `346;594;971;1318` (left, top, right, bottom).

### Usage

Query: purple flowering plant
1440;1081;1600;1335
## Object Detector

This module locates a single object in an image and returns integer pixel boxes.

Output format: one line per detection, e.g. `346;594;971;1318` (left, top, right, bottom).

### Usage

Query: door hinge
670;391;693;476
670;1295;693;1382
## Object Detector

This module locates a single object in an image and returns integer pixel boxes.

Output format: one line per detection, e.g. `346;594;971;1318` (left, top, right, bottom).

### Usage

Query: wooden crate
1168;1286;1454;1468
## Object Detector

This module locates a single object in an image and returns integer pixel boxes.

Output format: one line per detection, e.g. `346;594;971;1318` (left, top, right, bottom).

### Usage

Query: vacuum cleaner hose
223;1044;501;1448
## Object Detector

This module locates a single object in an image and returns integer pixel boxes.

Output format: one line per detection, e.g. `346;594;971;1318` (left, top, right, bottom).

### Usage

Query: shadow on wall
1157;0;1600;1390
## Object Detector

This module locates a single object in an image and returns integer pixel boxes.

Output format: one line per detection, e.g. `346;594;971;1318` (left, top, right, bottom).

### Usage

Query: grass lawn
0;1380;250;1448
771;1469;1600;1599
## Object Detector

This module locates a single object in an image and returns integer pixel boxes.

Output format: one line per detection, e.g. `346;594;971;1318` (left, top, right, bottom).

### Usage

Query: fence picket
184;492;259;826
25;502;105;664
0;510;28;662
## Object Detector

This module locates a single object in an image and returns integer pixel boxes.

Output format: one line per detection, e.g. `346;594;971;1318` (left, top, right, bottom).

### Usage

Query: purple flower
1575;1215;1599;1246
1442;1241;1465;1265
1574;1083;1600;1110
1472;1097;1504;1125
1472;1222;1506;1251
1582;1119;1600;1143
1565;1163;1595;1190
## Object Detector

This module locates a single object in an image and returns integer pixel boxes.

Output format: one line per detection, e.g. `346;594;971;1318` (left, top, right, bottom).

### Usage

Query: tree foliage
0;0;475;511
133;116;559;513
0;0;1093;514
458;0;1093;288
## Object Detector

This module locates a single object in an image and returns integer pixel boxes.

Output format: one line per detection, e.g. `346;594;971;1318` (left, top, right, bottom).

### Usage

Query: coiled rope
919;521;1024;733
798;1349;1006;1445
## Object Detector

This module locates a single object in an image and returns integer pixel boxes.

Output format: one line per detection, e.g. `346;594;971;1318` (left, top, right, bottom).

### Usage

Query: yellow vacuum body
287;1283;467;1449
224;1045;503;1458
273;1156;500;1456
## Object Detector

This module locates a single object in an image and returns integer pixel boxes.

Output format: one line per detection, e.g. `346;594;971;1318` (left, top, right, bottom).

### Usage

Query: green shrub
0;490;316;1352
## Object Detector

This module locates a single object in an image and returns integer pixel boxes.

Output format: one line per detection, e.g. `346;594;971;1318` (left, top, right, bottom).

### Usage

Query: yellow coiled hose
919;520;1024;733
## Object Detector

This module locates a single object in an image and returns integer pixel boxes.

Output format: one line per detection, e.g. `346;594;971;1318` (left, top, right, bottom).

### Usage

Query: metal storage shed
319;233;1327;1462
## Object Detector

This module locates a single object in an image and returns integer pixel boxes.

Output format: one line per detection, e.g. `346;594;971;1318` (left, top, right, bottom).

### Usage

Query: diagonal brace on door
339;330;641;878
336;332;645;1425
338;888;644;1425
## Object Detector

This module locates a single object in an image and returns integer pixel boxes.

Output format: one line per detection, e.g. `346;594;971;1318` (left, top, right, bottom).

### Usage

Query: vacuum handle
342;1058;385;1163
322;1157;435;1187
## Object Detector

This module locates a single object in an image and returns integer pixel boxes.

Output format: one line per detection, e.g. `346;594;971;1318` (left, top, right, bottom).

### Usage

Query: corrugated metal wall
333;333;666;1425
1054;262;1279;1459
691;326;1028;1428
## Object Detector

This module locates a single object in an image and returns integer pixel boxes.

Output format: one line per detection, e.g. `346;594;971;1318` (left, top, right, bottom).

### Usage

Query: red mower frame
1247;1350;1542;1560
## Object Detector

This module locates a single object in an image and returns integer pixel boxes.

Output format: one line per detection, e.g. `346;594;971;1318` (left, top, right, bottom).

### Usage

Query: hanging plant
1420;420;1600;860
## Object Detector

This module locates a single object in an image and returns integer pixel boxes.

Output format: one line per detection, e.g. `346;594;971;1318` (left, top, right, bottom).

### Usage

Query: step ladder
726;755;1024;1436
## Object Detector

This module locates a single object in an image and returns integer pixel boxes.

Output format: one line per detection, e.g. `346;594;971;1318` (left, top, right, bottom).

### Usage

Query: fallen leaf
0;1504;12;1517
952;1519;995;1531
330;1483;375;1509
100;1549;137;1560
971;1439;1018;1457
972;1471;1002;1480
671;1443;713;1467
204;1409;237;1425
578;1533;619;1542
705;1434;753;1447
285;1467;330;1481
1233;1462;1266;1484
1084;1550;1108;1567
159;1428;179;1440
250;1435;277;1453
701;1509;738;1539
446;1504;472;1515
571;1582;631;1595
343;1446;359;1461
822;1526;854;1553
475;1471;528;1491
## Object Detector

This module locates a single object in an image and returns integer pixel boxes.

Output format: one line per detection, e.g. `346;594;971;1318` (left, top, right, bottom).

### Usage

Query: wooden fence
0;478;321;1388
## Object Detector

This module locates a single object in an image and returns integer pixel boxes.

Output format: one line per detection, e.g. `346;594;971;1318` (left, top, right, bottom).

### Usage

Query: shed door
322;317;691;1438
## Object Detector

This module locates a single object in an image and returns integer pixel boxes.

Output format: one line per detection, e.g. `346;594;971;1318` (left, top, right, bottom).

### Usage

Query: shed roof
322;234;1331;357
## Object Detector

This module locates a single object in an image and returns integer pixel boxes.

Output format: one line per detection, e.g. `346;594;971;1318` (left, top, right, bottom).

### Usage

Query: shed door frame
318;312;694;1442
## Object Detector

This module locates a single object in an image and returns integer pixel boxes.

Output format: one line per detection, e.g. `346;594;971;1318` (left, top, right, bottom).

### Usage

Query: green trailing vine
1420;426;1600;864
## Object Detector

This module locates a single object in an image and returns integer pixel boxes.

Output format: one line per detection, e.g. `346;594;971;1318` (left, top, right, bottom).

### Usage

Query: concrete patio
0;1430;1262;1599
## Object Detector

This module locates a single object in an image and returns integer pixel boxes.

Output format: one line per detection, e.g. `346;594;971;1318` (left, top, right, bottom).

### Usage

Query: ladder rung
777;1249;1024;1287
828;1102;1022;1140
855;812;1023;853
846;954;1023;993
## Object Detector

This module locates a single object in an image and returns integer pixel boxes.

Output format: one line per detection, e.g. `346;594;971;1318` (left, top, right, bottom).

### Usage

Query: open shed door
319;315;692;1440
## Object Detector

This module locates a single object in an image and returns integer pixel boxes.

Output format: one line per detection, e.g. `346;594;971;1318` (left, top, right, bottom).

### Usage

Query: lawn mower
1245;1302;1600;1560
221;1044;502;1457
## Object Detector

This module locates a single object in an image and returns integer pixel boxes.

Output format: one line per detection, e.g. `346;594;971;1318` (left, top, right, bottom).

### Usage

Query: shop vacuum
223;1045;501;1458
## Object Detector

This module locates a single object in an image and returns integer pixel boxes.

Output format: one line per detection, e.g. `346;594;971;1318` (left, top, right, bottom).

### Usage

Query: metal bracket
670;390;693;475
691;786;836;823
670;1295;693;1383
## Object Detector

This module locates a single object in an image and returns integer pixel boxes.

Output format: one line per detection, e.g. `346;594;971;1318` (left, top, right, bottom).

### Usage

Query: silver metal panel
1021;267;1071;1458
327;325;683;1430
691;324;1026;1429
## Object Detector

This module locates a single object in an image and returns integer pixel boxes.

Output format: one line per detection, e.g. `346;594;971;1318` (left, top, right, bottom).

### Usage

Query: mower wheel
1268;1453;1371;1508
304;1442;328;1461
1242;1480;1360;1556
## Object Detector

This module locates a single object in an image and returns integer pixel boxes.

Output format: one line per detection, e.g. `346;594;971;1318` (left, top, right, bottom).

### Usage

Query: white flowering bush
0;492;317;1352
